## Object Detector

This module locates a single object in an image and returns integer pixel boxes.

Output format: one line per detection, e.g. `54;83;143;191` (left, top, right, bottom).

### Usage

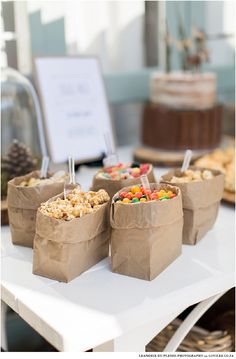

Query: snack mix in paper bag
110;183;183;281
19;171;67;187
40;189;110;221
161;166;224;245
170;169;214;183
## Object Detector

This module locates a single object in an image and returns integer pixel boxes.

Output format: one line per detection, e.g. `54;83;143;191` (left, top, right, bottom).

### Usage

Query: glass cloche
1;67;46;157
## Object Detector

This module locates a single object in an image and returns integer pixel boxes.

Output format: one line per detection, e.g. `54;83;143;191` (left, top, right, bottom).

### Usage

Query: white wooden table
1;147;235;352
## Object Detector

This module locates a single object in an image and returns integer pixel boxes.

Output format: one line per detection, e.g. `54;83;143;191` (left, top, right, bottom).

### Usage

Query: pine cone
1;139;37;180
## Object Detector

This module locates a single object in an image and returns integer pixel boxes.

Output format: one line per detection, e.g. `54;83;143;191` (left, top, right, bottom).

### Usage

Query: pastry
194;147;235;193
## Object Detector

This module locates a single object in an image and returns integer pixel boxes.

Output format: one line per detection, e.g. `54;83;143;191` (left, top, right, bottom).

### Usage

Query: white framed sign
33;57;115;163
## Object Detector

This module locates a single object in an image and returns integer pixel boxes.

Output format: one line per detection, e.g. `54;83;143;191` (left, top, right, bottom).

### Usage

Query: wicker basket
212;310;235;350
146;318;233;352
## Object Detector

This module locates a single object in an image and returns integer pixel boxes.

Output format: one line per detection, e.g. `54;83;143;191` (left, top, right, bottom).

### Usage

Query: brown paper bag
33;195;110;282
161;166;224;245
110;183;183;281
91;164;155;198
7;171;65;248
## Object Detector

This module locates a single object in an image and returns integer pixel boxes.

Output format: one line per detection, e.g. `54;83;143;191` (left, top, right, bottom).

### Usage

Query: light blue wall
103;64;235;104
104;67;158;104
28;3;235;104
29;10;66;56
103;1;234;104
165;1;206;70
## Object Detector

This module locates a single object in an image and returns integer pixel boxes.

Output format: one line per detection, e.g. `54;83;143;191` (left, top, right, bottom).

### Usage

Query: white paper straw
68;156;76;184
71;157;76;184
68;156;77;184
63;186;67;200
141;174;151;192
181;149;192;172
103;154;119;168
64;156;79;199
40;156;49;178
103;132;119;167
104;132;113;156
68;157;72;183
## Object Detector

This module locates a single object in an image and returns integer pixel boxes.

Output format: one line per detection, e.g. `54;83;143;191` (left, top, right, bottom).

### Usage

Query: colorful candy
114;186;176;204
122;198;131;204
97;162;150;180
131;185;141;194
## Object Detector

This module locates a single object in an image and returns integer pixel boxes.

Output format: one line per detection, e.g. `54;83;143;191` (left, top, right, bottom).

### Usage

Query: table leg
94;337;147;352
94;310;181;352
163;291;226;352
1;301;8;351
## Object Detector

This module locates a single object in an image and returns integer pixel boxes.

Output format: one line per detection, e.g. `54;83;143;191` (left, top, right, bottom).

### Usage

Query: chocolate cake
142;72;222;150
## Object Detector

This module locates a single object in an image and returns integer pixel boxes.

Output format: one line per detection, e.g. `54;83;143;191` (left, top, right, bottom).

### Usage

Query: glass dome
1;67;47;157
